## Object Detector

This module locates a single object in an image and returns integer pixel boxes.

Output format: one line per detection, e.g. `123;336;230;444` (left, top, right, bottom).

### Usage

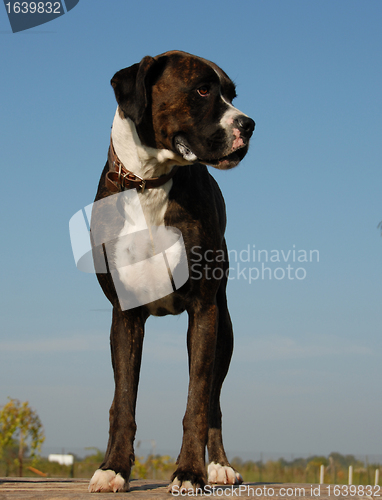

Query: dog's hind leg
206;269;243;485
89;307;146;493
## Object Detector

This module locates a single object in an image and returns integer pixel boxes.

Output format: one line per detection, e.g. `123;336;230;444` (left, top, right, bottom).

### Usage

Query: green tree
1;437;18;476
0;398;45;477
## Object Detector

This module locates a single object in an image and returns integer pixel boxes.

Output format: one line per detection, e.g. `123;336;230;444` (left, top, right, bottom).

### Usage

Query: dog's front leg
207;275;243;485
169;302;218;493
89;307;146;493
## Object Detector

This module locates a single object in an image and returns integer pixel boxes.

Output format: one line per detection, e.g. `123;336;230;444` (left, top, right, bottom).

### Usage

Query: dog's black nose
235;116;255;138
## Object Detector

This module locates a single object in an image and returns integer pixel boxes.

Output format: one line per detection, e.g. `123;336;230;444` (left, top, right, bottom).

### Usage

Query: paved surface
0;478;378;499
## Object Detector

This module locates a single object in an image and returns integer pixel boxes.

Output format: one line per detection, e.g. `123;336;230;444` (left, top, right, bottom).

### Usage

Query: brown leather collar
105;137;179;193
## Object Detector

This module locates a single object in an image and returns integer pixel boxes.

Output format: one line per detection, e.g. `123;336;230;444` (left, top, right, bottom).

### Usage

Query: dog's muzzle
174;115;255;169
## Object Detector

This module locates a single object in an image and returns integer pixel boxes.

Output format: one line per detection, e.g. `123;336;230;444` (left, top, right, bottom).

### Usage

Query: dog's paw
168;477;204;494
207;462;243;485
88;469;129;493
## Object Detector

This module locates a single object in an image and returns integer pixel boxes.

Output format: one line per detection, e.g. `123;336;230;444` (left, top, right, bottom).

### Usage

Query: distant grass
1;452;380;485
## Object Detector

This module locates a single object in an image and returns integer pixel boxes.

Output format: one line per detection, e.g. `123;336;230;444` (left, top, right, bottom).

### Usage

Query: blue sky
1;0;381;463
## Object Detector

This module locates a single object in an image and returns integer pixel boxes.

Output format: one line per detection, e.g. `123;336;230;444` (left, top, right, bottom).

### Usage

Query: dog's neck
111;107;190;179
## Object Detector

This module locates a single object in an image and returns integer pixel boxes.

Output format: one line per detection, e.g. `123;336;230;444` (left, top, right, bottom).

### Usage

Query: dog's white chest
110;187;188;313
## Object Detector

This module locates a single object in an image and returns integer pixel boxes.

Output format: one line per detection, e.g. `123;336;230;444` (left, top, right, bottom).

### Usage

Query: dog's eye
197;86;210;97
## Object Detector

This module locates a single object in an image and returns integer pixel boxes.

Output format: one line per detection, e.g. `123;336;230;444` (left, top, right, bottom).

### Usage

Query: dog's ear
111;56;156;124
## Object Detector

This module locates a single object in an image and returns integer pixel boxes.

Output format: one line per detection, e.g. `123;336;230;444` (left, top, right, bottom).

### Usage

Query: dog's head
111;50;255;170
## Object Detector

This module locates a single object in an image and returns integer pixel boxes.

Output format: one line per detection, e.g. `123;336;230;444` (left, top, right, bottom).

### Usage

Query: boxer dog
88;50;255;493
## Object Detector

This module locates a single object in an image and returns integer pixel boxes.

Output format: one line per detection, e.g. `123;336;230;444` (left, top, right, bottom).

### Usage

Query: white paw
207;462;243;485
88;469;129;493
168;477;203;494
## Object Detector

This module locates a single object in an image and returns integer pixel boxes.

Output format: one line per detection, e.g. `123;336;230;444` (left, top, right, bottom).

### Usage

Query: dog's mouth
174;135;248;170
203;146;248;170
